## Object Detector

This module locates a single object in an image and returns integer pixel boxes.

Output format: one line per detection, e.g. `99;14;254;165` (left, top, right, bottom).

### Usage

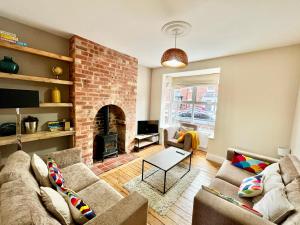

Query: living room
0;1;300;225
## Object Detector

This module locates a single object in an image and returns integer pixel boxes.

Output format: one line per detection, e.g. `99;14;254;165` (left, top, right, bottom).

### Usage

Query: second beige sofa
0;148;148;225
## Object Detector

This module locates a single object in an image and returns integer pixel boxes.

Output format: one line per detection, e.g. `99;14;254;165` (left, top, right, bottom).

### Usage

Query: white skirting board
206;153;225;164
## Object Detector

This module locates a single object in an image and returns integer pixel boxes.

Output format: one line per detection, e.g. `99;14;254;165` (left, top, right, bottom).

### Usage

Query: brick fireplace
70;35;138;166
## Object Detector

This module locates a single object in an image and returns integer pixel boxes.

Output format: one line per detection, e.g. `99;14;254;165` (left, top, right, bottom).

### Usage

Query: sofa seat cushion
167;138;184;148
0;150;40;193
216;160;254;187
78;180;123;215
282;178;300;225
1;179;61;225
279;155;300;185
209;178;254;207
62;162;99;192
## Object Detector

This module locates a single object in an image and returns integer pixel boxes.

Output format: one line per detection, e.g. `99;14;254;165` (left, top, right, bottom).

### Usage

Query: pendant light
161;21;191;68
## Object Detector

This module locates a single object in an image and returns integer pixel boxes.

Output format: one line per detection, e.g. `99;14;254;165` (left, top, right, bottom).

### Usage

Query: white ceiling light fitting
161;21;191;68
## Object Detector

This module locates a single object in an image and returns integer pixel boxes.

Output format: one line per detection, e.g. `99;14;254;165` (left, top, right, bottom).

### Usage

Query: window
166;84;218;136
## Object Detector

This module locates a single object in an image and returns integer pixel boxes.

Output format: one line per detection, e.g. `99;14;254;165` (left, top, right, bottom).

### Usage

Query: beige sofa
163;123;197;151
0;148;148;225
192;148;300;225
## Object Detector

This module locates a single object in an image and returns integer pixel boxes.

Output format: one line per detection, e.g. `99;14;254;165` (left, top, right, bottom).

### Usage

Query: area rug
91;153;138;175
123;165;200;215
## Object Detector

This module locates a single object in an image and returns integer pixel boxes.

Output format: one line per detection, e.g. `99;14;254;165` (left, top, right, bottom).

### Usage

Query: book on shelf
0;33;18;41
0;37;17;44
0;30;17;37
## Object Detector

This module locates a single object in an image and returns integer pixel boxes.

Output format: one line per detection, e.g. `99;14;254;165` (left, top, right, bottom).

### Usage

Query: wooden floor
100;145;220;225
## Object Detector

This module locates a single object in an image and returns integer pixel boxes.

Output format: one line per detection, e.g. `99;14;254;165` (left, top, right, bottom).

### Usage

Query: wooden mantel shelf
0;72;73;85
0;41;73;62
39;103;73;108
0;130;75;146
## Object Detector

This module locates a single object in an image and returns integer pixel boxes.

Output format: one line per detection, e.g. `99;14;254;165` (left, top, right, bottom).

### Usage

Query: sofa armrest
227;147;279;164
183;133;192;151
85;192;148;225
192;189;274;225
44;147;82;168
163;128;169;147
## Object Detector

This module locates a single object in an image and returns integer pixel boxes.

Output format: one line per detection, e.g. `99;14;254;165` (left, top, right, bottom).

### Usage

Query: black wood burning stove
94;106;118;162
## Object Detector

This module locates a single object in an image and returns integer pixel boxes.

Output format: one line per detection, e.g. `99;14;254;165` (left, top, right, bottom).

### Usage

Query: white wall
150;45;300;158
136;65;151;121
291;88;300;157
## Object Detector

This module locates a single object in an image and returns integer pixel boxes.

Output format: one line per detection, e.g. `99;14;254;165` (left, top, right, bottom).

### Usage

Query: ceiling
1;0;300;68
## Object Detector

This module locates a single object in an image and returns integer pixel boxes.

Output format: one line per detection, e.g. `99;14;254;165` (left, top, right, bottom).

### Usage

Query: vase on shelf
51;87;61;103
24;122;37;134
0;56;19;74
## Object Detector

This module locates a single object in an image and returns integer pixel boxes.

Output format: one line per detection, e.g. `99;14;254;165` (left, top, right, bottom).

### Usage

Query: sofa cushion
78;180;123;215
282;178;300;225
209;178;253;207
48;158;65;188
62;162;99;192
232;152;270;174
45;147;82;169
0;179;61;225
238;175;263;198
0;150;40;193
216;160;254;187
167;138;184;148
40;187;73;225
253;187;294;224
279;155;300;185
31;153;52;187
59;187;96;224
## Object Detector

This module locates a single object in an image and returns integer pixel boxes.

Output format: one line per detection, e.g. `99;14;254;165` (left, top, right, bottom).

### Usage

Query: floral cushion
59;187;96;224
232;152;270;174
47;158;65;188
239;175;263;197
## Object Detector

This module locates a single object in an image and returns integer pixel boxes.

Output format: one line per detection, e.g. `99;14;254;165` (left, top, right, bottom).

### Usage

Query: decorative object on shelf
0;56;19;74
51;87;61;103
0;122;16;136
23;116;39;134
161;21;191;68
61;120;71;131
48;121;64;132
0;88;39;150
52;66;63;79
278;146;290;158
47;120;71;132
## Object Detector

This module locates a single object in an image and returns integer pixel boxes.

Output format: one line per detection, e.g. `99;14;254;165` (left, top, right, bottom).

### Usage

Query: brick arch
70;35;137;166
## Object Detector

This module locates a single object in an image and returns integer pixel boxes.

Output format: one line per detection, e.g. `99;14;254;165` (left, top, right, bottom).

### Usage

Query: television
0;88;39;108
137;120;159;134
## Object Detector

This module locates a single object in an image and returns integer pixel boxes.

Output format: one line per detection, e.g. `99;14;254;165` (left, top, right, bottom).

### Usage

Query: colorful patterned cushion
239;175;263;197
202;185;262;217
47;158;65;188
58;187;96;224
232;152;270;174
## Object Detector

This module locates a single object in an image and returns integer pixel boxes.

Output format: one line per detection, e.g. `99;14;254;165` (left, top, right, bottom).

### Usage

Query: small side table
134;133;159;151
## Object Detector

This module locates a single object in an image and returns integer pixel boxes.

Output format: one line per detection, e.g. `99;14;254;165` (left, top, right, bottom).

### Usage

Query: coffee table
141;147;192;194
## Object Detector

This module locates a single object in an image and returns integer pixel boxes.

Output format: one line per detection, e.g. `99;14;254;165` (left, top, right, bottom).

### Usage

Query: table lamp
0;88;39;150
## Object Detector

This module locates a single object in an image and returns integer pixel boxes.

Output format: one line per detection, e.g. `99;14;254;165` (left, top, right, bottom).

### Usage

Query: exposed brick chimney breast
70;35;138;166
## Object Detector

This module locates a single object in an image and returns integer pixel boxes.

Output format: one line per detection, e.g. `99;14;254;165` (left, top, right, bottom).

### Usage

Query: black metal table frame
141;153;192;194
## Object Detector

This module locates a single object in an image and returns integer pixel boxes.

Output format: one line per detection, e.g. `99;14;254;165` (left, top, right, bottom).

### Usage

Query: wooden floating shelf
0;72;73;85
0;130;75;146
39;103;73;108
0;41;73;62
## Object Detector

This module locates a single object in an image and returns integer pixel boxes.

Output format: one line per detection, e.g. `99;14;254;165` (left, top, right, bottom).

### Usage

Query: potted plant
22;116;39;134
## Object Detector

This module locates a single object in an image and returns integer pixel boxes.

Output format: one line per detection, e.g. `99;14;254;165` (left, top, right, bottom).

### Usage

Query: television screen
0;88;39;108
138;120;159;134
